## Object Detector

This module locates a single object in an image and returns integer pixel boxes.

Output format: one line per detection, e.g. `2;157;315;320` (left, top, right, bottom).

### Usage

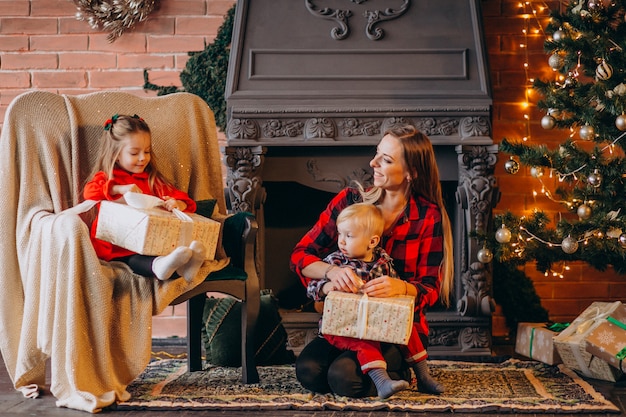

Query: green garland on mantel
143;4;234;131
143;3;549;337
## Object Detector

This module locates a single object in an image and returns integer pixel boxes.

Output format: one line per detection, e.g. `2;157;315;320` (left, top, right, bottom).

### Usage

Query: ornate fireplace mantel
224;0;498;357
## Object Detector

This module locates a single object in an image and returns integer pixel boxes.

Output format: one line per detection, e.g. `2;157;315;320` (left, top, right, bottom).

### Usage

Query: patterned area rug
118;358;620;413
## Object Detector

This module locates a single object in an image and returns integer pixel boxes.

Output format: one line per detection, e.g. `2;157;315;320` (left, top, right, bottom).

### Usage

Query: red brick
32;71;88;88
118;53;175;69
59;52;116;69
0;1;30;16
31;0;76;16
1;53;58;70
133;17;176;35
88;70;145;88
157;1;206;16
144;70;183;87
176;16;223;35
147;35;206;53
0;36;29;52
0;71;31;88
89;34;147;53
207;0;236;15
59;17;100;34
1;18;58;34
31;35;89;51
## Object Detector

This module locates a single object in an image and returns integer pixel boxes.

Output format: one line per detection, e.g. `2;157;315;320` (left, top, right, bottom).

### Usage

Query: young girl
309;203;442;399
84;113;206;282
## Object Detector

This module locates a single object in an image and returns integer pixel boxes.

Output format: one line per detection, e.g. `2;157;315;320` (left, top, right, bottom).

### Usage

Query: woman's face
117;131;151;174
370;134;409;191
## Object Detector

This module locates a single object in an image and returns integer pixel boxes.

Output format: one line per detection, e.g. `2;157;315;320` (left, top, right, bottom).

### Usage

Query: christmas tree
490;0;626;275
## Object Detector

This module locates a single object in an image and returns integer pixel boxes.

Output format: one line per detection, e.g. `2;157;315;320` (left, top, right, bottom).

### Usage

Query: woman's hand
162;196;187;212
362;276;411;298
326;265;363;294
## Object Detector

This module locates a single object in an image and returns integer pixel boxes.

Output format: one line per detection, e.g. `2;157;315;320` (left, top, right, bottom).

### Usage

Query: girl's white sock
153;247;192;280
177;241;207;282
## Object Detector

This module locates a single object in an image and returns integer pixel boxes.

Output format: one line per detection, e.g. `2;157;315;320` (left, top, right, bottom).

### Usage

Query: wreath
73;0;159;42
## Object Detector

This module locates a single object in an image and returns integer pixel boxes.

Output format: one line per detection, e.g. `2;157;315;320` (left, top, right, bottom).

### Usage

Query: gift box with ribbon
321;291;415;345
585;315;626;372
96;200;221;260
553;301;626;382
515;322;564;365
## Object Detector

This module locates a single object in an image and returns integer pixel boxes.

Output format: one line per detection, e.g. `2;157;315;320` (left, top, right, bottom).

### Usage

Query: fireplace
223;0;499;357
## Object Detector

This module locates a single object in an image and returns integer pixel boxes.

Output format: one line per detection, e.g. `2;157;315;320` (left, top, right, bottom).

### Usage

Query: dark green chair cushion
201;290;296;367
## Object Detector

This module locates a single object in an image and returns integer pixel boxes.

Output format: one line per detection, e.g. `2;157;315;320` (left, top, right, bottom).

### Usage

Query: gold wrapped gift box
515;322;563;365
321;291;415;345
96;200;220;260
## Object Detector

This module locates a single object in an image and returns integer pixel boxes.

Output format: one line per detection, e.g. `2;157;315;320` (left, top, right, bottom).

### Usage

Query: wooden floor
1;338;625;416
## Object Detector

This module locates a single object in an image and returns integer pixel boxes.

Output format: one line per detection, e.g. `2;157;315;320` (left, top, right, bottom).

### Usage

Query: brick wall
1;0;624;338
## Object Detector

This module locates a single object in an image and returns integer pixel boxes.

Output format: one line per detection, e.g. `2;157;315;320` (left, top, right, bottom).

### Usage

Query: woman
290;125;454;398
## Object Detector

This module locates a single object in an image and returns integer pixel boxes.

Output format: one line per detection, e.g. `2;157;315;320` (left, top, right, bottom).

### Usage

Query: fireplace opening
263;180;459;312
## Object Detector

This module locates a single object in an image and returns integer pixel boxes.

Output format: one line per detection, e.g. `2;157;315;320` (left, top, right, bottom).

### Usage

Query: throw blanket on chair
0;91;229;413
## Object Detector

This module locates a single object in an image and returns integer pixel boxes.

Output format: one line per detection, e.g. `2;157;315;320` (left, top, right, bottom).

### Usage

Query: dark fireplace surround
223;0;499;357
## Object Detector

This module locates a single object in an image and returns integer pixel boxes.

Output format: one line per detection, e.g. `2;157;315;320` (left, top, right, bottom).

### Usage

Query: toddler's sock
368;368;410;399
152;247;192;280
177;241;207;282
413;360;444;394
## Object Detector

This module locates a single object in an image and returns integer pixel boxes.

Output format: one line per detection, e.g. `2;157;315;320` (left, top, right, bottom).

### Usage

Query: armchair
0;90;259;413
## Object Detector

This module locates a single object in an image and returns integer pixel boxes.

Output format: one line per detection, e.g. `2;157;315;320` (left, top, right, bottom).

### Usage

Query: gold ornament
495;225;512;243
477;248;493;264
548;53;565;70
615;114;626;131
577;203;592;219
587;169;603;188
579;124;595;140
73;0;159;42
504;157;519;174
530;166;544;178
596;60;613;80
561;236;579;254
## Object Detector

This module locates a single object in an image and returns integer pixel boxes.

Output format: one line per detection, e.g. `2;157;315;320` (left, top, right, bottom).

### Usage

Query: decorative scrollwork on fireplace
224;146;265;213
457;261;495;317
459;326;490;350
460;116;490;137
340;118;381;137
364;0;410;41
457;146;497;233
304;118;337;139
227;118;260;140
305;0;411;41
263;119;304;138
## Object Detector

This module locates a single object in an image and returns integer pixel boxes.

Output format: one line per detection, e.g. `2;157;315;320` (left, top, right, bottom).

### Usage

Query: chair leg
241;292;260;383
187;294;206;372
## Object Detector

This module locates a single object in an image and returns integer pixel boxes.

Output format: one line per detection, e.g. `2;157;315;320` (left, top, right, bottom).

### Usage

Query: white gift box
321;291;415;345
553;301;626;382
96;200;220;260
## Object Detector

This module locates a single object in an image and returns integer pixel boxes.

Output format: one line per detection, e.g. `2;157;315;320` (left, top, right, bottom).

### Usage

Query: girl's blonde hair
359;125;454;306
337;203;385;239
88;114;171;195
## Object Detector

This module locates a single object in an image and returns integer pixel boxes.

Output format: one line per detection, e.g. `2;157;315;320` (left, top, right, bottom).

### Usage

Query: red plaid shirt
290;187;444;337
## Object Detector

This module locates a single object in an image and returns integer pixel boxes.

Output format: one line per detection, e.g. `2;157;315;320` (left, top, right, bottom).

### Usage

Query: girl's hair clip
104;114;119;131
132;114;144;122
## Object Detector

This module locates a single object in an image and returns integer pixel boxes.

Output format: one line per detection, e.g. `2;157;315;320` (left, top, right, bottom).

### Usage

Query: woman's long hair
360;125;454;306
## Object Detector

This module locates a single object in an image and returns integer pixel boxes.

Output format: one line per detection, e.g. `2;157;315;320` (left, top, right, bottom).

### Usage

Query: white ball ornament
579;124;595;140
541;114;556;130
596;61;613;80
477;248;494;264
615;114;626;131
561;236;579;254
587;169;603;188
495;225;512;243
577;203;592;219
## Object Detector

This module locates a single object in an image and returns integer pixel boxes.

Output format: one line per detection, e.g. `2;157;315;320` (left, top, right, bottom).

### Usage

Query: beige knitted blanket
0;91;229;412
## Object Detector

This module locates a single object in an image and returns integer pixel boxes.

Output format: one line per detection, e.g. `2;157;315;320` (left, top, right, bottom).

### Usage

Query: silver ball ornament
530;166;544;178
577;203;592;219
541;114;556;130
615;114;626;131
579;124;595;140
477;248;493;264
561;236;579;254
552;29;565;42
548;53;564;70
495;225;512;243
587;169;603;188
619;233;626;249
504;158;520;174
588;0;600;9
